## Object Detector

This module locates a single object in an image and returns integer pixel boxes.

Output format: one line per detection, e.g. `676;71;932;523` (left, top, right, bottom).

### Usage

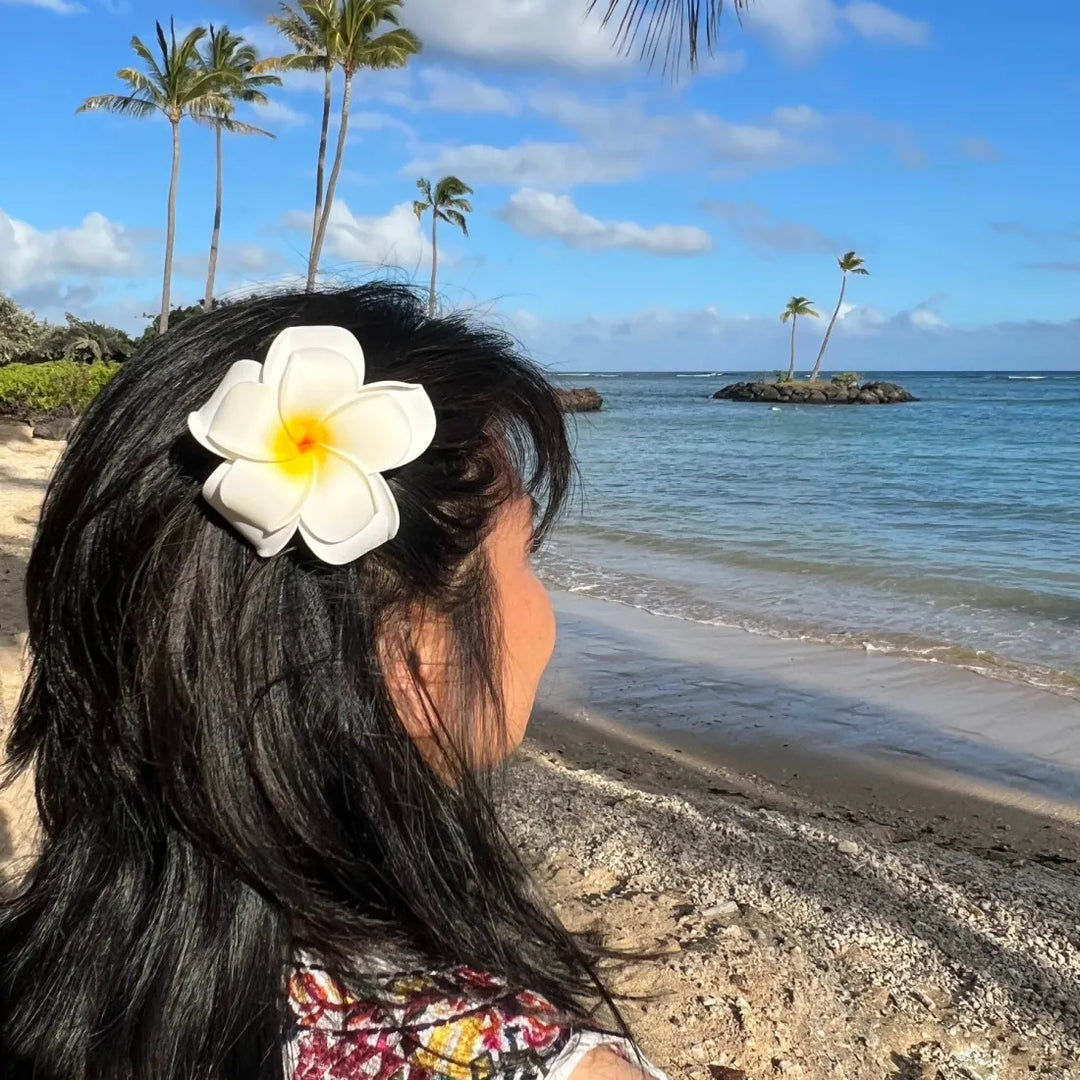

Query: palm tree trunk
204;123;223;311
428;211;438;317
310;72;353;289
788;316;797;379
306;63;333;293
160;118;181;335
810;273;847;381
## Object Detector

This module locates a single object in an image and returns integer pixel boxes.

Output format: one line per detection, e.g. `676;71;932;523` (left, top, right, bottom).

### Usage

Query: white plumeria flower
187;325;436;565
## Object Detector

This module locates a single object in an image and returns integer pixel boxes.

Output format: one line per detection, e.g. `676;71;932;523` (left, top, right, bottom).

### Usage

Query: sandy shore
2;427;1079;1078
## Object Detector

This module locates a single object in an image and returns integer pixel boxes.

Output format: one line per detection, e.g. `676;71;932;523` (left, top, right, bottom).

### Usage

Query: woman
0;285;661;1080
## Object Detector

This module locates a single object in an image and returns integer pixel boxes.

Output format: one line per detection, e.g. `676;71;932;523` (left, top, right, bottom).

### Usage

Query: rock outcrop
713;380;916;405
555;387;604;413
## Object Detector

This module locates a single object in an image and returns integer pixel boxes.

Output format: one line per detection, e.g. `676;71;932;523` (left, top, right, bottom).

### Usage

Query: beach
2;425;1080;1079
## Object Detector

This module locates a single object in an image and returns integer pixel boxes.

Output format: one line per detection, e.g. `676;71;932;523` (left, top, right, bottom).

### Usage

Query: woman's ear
379;610;451;744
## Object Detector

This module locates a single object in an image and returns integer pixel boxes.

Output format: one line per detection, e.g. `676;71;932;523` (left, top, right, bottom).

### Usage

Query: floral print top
285;963;664;1080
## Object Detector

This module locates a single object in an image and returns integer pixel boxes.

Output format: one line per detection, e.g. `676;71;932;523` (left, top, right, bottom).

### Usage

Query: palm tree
413;177;473;317
780;297;820;380
265;1;338;292
78;21;231;333
200;27;281;310
308;0;421;289
809;251;869;382
588;0;749;71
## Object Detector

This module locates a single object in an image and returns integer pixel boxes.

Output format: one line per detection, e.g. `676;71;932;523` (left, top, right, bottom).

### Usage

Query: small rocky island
714;378;916;406
555;387;604;413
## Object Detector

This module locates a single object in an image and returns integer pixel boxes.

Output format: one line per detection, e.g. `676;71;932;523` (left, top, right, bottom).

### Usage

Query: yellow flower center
274;414;329;478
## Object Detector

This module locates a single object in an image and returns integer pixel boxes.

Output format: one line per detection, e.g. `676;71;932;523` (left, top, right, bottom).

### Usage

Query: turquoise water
538;371;1080;696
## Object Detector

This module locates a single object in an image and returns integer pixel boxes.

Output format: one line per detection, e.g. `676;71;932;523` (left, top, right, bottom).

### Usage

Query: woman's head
0;285;606;1080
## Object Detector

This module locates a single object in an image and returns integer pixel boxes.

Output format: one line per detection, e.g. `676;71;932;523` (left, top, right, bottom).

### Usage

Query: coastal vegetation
197;27;280;310
78;21;242;333
0;361;120;425
810;251;869;381
779;296;820;380
278;0;422;291
413;177;474;317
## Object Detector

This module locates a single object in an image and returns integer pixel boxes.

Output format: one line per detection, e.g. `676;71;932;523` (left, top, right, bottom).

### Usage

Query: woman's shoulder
285;963;662;1080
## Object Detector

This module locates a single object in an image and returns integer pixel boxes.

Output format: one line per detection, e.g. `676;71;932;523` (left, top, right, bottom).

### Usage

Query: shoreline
539;541;1080;704
541;590;1080;812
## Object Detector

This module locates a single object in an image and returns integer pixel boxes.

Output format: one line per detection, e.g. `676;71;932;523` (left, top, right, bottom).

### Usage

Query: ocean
538;371;1080;699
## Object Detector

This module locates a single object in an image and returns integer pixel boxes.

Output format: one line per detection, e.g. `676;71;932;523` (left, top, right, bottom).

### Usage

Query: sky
1;0;1078;370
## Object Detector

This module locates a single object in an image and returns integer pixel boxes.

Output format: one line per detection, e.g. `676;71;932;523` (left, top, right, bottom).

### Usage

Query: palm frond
268;8;320;53
415;177;433;201
434;175;473;203
412;200;429;219
588;0;748;72
187;93;236;120
438;209;469;236
129;34;166;86
354;26;422;70
114;67;164;103
217;116;275;137
77;93;158;118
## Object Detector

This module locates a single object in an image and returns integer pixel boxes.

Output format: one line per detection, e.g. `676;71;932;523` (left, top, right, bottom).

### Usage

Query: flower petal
300;473;399;565
188;360;263;456
279;349;365;437
262;326;365;392
323;384;437;475
299;450;378;544
217;457;313;534
205;381;293;462
203;462;299;557
364;382;438;467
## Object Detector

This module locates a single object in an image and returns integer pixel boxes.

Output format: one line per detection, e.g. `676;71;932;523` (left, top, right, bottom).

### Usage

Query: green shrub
0;360;120;421
0;294;43;366
35;314;135;365
831;372;861;391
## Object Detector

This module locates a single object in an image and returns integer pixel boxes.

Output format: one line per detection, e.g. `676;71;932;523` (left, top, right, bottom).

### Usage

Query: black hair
0;284;621;1079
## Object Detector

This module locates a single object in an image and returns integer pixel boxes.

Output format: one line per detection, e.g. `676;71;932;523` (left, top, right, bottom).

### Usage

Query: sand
2;425;1079;1079
0;422;56;865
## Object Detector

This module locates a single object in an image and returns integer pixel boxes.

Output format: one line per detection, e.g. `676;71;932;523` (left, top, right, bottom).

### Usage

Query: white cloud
408;141;642;188
0;207;143;302
174;243;283;281
841;2;930;46
742;0;928;57
742;0;841;56
705;201;841;254
399;0;621;72
908;304;947;330
411;94;819;189
696;50;748;76
0;0;85;12
770;104;825;128
285;201;431;270
418;68;519;115
519;306;1080;373
500;190;713;256
250;99;311;129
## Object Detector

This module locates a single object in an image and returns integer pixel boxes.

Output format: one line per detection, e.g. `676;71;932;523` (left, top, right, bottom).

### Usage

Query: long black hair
0;284;617;1079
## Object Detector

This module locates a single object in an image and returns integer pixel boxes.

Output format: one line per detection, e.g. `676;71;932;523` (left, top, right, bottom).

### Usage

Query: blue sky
1;0;1078;369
